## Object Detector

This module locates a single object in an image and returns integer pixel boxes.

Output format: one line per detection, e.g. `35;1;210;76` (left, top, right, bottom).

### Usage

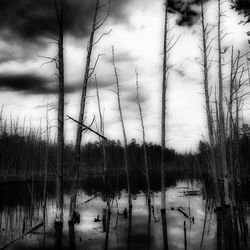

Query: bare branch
67;115;107;140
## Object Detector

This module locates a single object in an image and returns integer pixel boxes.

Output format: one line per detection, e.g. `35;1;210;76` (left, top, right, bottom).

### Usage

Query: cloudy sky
0;0;249;152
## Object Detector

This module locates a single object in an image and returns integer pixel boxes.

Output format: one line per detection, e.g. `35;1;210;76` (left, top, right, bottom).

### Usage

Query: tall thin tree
135;69;151;249
69;0;111;223
200;1;220;207
217;0;230;206
54;1;64;249
55;0;64;226
161;0;169;249
112;46;132;212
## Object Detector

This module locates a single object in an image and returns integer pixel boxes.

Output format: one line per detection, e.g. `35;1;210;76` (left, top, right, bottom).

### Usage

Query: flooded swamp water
0;175;249;250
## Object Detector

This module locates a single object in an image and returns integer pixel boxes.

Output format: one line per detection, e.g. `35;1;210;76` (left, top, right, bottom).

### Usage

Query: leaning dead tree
95;75;107;177
69;0;111;224
112;46;132;212
112;46;133;250
55;0;64;228
135;69;151;248
135;70;150;205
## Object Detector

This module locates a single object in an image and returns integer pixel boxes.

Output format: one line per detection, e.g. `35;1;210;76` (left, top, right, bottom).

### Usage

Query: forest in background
0;118;250;182
0;120;193;180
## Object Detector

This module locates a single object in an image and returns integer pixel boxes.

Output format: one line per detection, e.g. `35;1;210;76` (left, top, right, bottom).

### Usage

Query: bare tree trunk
95;75;111;250
95;75;107;176
69;0;102;222
112;46;132;211
200;1;221;208
55;0;64;226
228;47;235;189
217;2;237;249
217;0;230;206
161;1;169;249
43;104;50;248
135;70;151;248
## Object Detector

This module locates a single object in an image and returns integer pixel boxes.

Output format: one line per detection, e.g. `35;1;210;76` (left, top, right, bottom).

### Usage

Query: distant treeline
1;129;249;181
197;135;250;180
0;130;195;180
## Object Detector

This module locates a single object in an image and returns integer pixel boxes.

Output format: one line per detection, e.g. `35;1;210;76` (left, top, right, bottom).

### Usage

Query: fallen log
0;222;43;250
184;190;201;196
177;207;189;219
77;195;98;207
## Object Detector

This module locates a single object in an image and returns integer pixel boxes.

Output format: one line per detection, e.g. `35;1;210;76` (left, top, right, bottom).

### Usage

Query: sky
0;0;249;152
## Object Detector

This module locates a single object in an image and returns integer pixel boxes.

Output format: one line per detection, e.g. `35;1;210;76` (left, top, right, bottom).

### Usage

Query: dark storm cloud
0;0;245;43
230;0;250;23
0;74;52;94
0;74;81;95
0;0;132;42
0;0;211;45
169;0;209;26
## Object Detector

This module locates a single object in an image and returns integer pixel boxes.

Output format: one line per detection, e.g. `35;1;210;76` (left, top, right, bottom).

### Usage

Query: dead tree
95;75;111;250
112;46;132;212
135;69;151;248
55;0;64;227
43;104;50;247
161;0;169;249
217;2;234;249
200;1;221;208
159;1;181;249
228;52;249;248
69;0;111;223
217;0;230;207
95;75;107;176
135;70;150;202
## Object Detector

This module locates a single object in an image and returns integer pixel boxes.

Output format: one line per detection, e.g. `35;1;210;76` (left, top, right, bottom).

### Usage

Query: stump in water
94;215;101;222
72;211;80;225
184;221;187;250
147;198;151;250
216;207;222;250
161;208;168;250
123;207;128;220
105;208;111;250
127;205;132;250
54;221;63;250
68;220;76;250
102;208;107;232
22;220;25;235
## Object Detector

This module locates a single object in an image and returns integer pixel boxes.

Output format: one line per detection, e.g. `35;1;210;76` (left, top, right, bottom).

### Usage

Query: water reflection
0;179;249;250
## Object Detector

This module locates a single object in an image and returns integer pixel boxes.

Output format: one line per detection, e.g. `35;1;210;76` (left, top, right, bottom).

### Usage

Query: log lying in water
184;190;201;196
0;222;43;250
177;207;189;219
